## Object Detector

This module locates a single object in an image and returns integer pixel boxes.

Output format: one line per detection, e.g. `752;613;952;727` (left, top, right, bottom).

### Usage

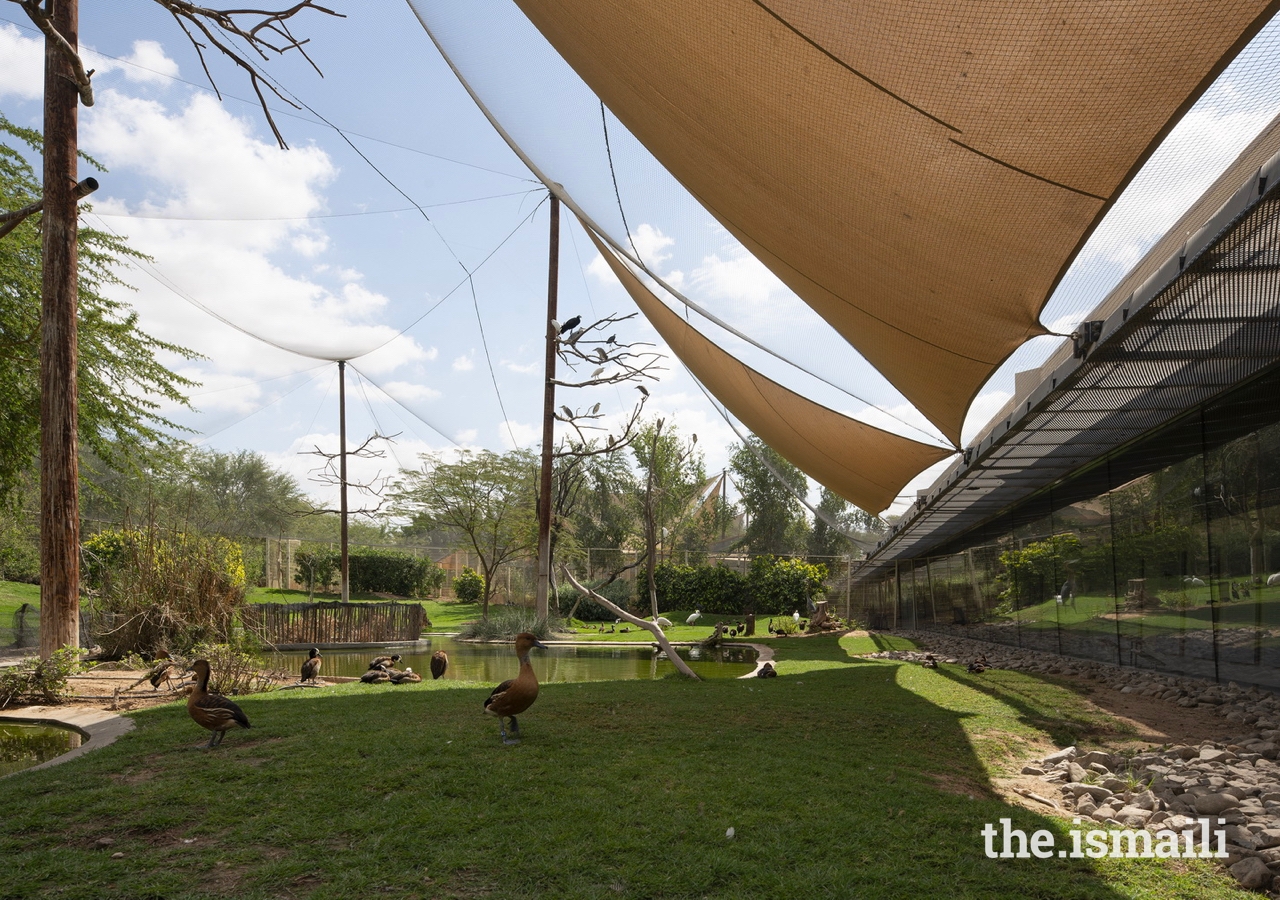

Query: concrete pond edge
0;706;135;777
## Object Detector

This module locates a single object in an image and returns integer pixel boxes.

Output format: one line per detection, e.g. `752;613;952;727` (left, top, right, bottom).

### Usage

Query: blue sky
2;2;1279;517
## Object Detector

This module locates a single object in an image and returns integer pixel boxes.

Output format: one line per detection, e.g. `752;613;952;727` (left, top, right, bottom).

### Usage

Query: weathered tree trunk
535;196;560;620
40;0;82;660
561;566;699;680
744;612;755;636
809;600;829;631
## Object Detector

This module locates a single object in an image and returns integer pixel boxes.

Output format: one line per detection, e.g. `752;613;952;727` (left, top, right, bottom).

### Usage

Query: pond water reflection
266;636;756;683
0;723;80;777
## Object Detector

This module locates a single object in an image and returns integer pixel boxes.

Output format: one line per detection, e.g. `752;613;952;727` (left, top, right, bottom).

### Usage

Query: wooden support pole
39;0;82;660
535;194;560;619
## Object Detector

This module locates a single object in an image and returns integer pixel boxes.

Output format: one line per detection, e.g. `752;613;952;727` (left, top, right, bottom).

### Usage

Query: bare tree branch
301;432;398;518
560;564;700;680
149;0;343;149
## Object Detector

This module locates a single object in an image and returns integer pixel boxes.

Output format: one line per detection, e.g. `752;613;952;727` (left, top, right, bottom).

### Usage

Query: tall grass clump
457;606;567;641
83;523;247;658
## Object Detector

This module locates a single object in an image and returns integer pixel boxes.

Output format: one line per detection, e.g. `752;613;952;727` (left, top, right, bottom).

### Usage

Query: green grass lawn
0;580;39;633
0;634;1251;899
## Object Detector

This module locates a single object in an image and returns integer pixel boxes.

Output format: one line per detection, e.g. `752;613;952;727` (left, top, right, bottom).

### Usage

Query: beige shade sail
588;230;951;514
513;0;1280;442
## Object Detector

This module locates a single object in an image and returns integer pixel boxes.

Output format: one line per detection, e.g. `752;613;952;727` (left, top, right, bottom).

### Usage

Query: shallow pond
0;723;80;777
265;636;756;683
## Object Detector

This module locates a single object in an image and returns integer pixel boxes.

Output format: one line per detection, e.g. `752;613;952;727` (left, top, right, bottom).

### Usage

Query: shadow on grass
0;660;1244;899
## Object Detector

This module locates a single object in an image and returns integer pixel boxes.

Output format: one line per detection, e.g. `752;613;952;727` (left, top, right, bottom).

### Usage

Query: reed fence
241;601;425;645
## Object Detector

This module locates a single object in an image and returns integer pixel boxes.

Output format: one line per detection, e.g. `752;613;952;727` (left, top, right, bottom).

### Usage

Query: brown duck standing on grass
430;650;448;680
300;647;322;684
484;632;548;745
186;659;251;749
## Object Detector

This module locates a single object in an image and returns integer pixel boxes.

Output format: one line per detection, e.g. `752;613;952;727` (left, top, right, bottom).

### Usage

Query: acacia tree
730;436;809;555
394;450;537;618
0;115;197;500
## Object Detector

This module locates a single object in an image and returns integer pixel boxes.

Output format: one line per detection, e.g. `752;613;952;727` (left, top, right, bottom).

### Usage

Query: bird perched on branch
636;385;649;398
430;650;449;680
484;632;548;745
369;654;402;670
300;647;322;684
559;315;581;334
186;659;250;749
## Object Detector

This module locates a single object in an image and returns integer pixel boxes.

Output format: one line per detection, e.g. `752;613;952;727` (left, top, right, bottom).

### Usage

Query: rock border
0;706;134;777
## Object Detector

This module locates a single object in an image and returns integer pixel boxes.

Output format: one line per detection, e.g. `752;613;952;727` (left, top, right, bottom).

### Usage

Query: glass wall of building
850;400;1280;690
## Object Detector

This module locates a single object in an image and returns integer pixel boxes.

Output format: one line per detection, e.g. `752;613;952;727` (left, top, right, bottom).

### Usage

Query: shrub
0;647;80;709
188;642;276;696
295;548;337;596
747;555;828;615
348;549;444;597
655;563;749;614
458;606;566;641
84;525;247;658
453;567;484;602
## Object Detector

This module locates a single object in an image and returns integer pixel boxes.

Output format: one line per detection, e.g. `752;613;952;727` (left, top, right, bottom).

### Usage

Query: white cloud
452;353;474;372
84;40;181;85
80;89;428;376
503;359;538;375
0;24;42;100
632;223;675;267
381;381;442;403
423;346;439;362
500;420;538;450
456;428;478;444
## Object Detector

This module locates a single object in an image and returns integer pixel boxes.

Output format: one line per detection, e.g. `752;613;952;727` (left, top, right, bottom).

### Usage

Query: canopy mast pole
536;194;561;619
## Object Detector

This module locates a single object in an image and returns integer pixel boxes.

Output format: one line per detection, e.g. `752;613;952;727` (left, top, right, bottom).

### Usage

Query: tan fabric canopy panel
514;0;1280;443
588;230;951;514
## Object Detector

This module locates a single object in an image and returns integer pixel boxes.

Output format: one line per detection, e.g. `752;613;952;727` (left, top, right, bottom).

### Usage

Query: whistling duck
686;609;702;625
390;667;422;684
361;665;390;684
484;632;548;745
369;654;403;670
967;654;988;674
430;650;448;680
186;659;251;749
300;647;322;683
921;654;938;669
756;662;777;678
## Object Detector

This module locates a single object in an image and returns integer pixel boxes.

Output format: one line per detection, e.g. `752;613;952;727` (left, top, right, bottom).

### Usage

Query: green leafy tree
0;114;197;499
730;436;809;555
632;418;704;617
393;449;537;617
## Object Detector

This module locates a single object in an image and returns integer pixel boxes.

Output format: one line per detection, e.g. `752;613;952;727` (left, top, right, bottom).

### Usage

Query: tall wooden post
338;360;350;602
535;195;560;619
40;0;82;659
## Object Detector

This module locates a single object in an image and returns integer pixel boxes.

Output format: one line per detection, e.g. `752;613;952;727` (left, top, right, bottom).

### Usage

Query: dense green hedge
652;556;828;615
295;548;444;598
655;563;747;614
453;566;484;602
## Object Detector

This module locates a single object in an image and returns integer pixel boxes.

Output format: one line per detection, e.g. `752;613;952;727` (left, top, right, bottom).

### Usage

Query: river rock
1197;793;1241;815
1230;856;1272;889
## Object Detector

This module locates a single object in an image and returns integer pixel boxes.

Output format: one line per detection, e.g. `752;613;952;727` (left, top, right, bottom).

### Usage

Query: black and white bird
637;385;649;398
559;315;582;334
